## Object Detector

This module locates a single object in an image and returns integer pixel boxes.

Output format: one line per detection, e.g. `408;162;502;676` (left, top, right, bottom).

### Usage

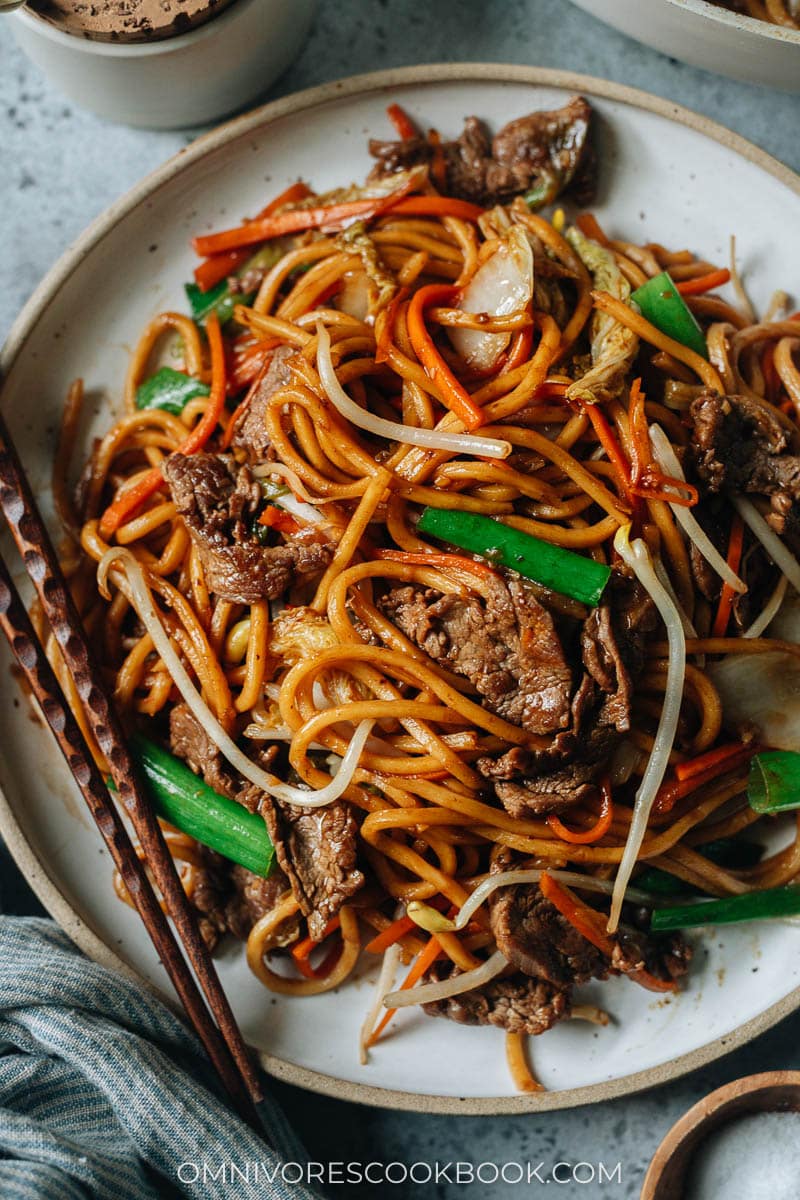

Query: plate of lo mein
2;65;800;1113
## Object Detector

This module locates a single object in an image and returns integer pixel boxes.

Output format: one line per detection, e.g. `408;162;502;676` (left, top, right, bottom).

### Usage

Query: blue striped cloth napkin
0;916;322;1200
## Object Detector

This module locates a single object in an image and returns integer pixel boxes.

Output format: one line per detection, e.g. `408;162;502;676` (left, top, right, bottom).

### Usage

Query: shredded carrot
229;338;279;393
387;102;418;140
675;269;731;297
575;212;611;247
367;935;443;1047
427;128;447;191
547;785;613;845
674;742;749;783
654;746;756;815
540;872;615;955
373;548;500;578
99;311;227;537
533;379;570;401
627;377;698;507
193;187;482;258
406;283;487;430
501;324;534;373
711;514;744;638
291;916;341;964
193;182;312;290
364;915;417;955
257;504;300;534
584;403;633;501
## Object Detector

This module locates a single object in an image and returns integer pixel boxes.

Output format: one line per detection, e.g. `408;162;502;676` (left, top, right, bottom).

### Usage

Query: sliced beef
223;863;299;944
163;451;332;603
611;924;693;988
170;701;238;800
230;344;295;460
169;704;362;939
474;576;654;817
369;96;595;209
378;578;574;737
489;884;608;986
421;962;570;1035
261;798;364;941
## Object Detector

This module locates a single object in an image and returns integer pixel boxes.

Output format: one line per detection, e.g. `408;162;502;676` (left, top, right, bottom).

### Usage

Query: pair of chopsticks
0;410;264;1131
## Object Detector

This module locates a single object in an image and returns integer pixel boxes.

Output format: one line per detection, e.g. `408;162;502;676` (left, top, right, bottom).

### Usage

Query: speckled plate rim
2;62;800;1115
665;0;800;44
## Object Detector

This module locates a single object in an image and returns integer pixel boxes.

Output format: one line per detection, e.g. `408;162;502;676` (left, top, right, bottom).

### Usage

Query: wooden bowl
641;1072;800;1198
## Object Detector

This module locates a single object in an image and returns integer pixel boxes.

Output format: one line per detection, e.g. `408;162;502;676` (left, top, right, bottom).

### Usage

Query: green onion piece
749;750;800;814
651;884;800;932
185;280;251;327
636;838;764;897
185;243;282;327
135;366;210;415
416;506;611;606
131;734;274;877
631;271;708;360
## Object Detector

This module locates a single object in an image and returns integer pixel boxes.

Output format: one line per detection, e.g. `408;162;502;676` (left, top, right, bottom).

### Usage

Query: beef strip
229;344;295;459
368;96;595;209
378;578;574;737
611;924;693;987
475;576;655;816
189;855;299;948
489;884;608;986
421;961;570;1036
259;798;365;941
690;391;800;548
163;451;332;603
169;704;363;940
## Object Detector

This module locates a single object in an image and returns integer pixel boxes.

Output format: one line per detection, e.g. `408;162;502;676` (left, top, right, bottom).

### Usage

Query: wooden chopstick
0;411;263;1125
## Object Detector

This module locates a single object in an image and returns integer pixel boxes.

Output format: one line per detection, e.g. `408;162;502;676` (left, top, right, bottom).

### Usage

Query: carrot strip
99;311;227;537
547;787;613;845
387;102;419;140
711;514;744;638
584;403;632;500
575;212;611;247
406;283;487;430
291;916;341;964
367;935;443;1047
258;504;300;534
364;915;417;955
654;746;756;815
193;192;483;257
502;324;534;373
533;379;570;401
540;873;615;955
674;742;749;783
675;269;731;297
193;181;312;290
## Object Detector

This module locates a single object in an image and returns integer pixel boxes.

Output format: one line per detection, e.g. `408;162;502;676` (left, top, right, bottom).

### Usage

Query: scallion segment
651;885;800;931
185;243;283;326
135;366;210;415
132;734;274;877
749;750;800;814
416;506;611;606
631;271;708;360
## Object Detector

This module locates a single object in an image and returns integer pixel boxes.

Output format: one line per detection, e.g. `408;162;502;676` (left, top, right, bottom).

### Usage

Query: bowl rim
662;0;800;44
2;61;800;1115
641;1070;800;1197
14;0;262;57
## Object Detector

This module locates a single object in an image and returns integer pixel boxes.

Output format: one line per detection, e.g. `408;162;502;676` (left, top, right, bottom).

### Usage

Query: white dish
2;64;800;1114
10;0;316;129
570;0;800;93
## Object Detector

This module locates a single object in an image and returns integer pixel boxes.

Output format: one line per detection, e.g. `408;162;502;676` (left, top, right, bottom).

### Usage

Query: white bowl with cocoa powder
10;0;316;128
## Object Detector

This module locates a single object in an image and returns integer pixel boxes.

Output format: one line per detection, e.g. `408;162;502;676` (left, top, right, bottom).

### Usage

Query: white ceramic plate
2;65;800;1115
569;0;800;93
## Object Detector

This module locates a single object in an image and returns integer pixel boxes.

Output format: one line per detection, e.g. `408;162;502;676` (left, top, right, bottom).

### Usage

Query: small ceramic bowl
10;0;316;129
641;1071;800;1198
569;0;800;93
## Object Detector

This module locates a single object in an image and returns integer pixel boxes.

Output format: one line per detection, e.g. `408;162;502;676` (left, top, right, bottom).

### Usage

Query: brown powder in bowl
27;0;240;43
